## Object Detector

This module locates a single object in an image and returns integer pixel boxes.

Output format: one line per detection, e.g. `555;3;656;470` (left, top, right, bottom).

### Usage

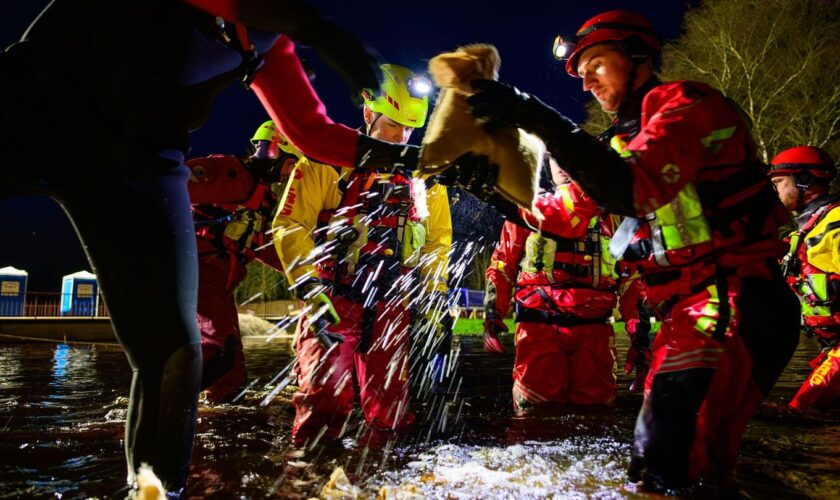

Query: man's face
576;43;633;113
549;158;569;187
364;107;414;144
771;174;799;211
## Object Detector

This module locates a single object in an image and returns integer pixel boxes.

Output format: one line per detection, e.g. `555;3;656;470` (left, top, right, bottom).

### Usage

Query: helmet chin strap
365;111;382;136
792;171;816;211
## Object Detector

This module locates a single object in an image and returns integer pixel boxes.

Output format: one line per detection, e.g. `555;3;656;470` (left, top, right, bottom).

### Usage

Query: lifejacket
605;81;787;271
314;168;426;303
782;195;840;337
191;156;280;264
506;185;617;322
518;215;614;291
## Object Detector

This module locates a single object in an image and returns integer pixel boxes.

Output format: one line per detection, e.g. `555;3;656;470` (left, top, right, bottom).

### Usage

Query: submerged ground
0;320;838;498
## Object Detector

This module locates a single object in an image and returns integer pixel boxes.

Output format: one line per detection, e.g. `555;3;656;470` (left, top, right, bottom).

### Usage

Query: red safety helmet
553;10;662;77
768;146;836;183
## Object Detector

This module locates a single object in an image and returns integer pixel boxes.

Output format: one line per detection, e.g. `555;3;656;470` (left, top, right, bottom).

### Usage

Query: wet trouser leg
512;321;570;409
196;252;247;403
512;321;616;409
632;273;799;490
791;344;840;410
292;295;360;447
569;323;617;406
355;300;414;431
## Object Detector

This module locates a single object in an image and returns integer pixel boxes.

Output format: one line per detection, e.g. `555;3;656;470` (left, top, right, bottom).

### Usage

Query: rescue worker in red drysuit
274;64;452;448
189;121;301;403
768;146;840;411
1;0;420;493
454;9;801;493
483;158;618;410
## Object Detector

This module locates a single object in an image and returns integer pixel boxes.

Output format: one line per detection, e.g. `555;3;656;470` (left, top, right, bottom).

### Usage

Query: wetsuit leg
49;155;201;491
632;273;798;490
689;274;800;480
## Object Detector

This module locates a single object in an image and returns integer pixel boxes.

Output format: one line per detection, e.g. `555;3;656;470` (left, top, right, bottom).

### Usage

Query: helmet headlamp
552;35;576;61
407;76;433;98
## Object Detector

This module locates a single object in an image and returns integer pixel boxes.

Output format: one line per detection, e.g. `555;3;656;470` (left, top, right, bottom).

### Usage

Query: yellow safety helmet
250;120;303;158
362;64;432;128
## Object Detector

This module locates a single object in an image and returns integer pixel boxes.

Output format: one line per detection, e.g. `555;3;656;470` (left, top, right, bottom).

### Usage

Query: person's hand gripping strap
298;279;343;349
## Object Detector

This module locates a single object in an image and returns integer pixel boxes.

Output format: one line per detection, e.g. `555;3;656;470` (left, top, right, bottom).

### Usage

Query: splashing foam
373;437;630;498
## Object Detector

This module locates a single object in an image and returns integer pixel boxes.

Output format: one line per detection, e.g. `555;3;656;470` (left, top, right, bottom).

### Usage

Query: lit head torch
552;34;576;61
407;75;433;98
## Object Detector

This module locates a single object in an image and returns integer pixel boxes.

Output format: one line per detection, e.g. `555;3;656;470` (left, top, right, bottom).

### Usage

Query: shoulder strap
784;199;840;271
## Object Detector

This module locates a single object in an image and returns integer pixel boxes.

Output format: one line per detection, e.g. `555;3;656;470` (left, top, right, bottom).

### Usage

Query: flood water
1;330;838;498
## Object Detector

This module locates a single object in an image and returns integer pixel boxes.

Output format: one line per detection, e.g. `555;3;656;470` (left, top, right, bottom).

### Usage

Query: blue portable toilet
0;266;28;317
60;270;99;316
450;287;486;309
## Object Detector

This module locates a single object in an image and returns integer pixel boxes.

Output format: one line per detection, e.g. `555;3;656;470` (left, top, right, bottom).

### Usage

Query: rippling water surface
0;331;838;498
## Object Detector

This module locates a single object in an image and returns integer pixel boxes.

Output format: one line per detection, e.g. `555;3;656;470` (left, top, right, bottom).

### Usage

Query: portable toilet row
0;267;99;317
60;270;99;316
0;266;27;316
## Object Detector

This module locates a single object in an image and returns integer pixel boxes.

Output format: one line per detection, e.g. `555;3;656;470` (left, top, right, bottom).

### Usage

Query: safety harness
782;195;840;341
520;217;606;287
314;167;423;304
193;172;277;289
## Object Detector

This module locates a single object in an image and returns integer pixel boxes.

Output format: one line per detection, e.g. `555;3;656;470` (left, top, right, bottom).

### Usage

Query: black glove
354;134;419;172
624;332;651;392
467;79;635;215
311;317;345;350
435;153;498;201
235;3;382;103
467;79;574;137
436;152;524;220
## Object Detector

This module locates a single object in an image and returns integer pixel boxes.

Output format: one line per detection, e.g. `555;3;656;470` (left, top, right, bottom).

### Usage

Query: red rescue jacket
607;80;789;279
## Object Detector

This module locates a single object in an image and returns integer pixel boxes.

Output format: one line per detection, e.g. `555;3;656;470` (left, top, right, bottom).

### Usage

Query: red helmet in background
768;146;836;184
553;10;662;77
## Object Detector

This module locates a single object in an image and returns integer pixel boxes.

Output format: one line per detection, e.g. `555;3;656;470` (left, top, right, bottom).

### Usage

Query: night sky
1;1;691;291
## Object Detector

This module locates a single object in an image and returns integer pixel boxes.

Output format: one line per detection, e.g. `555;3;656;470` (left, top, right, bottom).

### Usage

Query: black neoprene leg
52;156;201;491
738;275;800;396
631;368;715;491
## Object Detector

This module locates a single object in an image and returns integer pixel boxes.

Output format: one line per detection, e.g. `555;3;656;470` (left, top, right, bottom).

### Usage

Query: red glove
483;313;508;354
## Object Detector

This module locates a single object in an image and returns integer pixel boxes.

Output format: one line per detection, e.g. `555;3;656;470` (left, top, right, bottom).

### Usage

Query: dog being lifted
419;44;543;210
